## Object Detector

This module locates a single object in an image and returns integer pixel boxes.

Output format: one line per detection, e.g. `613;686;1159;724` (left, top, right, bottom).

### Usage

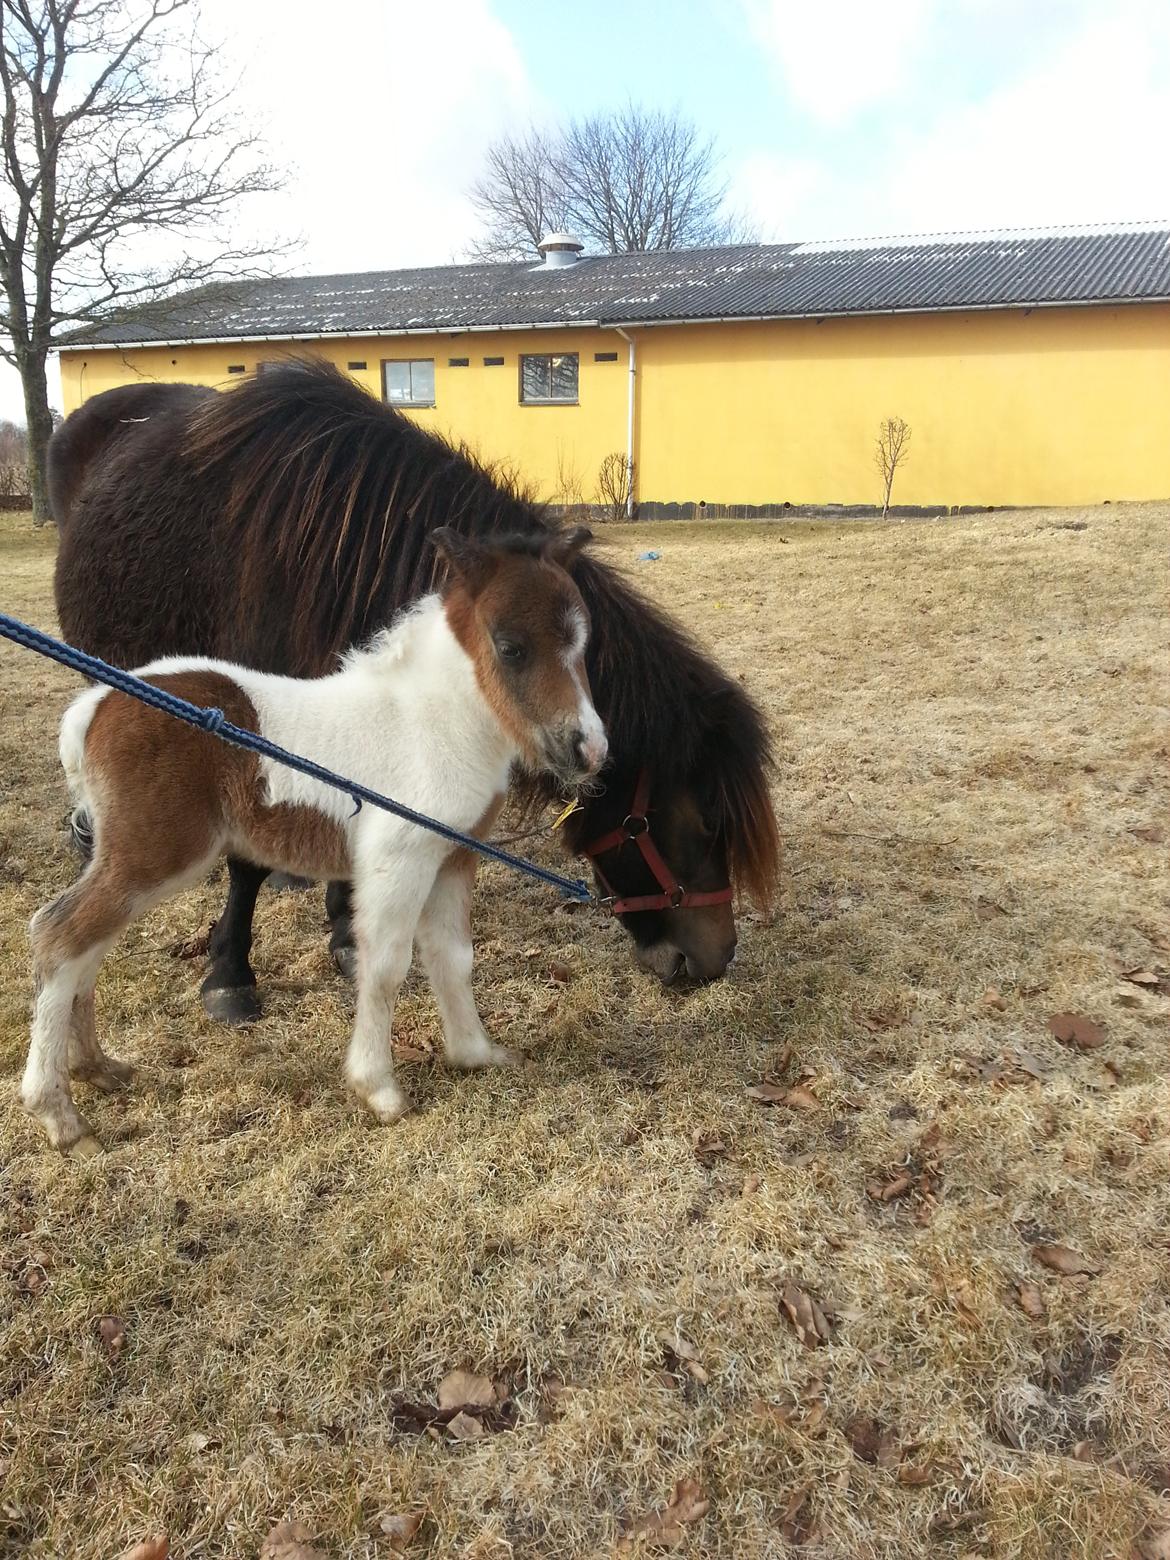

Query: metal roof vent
537;231;584;268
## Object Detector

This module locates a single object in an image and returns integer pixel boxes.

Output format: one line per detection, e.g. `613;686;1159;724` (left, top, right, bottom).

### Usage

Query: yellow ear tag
552;798;583;830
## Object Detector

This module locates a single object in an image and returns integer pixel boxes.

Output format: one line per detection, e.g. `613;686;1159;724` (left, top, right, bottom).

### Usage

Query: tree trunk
19;349;55;526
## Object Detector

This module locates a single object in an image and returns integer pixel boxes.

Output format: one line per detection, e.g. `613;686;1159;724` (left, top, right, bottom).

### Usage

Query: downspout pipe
613;326;636;518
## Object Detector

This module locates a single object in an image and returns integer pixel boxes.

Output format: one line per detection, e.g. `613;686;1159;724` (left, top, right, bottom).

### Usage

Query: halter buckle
623;814;649;839
668;885;686;909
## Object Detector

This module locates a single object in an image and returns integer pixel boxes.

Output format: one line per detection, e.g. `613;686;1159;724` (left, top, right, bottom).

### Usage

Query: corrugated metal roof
61;224;1170;348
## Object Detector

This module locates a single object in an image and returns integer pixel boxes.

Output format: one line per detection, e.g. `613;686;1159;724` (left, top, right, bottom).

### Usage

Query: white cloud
736;0;1170;239
199;0;537;271
743;0;933;127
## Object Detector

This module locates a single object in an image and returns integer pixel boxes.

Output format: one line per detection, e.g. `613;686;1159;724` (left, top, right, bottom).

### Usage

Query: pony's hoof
332;944;358;981
67;1133;104;1161
73;1056;135;1093
201;983;262;1026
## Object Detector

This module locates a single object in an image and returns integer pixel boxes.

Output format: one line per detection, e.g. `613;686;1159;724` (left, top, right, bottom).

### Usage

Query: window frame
519;351;579;406
381;357;436;408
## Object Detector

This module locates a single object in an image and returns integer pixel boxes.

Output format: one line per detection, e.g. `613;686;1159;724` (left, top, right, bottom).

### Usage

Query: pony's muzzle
544;724;607;785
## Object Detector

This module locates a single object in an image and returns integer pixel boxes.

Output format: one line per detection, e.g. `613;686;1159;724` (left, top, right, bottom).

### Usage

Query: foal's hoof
360;1083;412;1124
332;944;358;981
201;983;262;1026
67;1133;104;1161
73;1056;135;1093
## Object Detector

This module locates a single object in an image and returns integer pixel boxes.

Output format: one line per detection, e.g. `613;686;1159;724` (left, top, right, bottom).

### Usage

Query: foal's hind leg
23;872;131;1157
326;879;356;979
201;856;268;1025
68;986;134;1093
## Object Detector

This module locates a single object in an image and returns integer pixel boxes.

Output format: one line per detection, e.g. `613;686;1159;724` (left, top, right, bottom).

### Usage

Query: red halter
580;769;735;916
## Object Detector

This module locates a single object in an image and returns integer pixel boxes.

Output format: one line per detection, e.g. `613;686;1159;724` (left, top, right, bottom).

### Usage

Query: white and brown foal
23;526;606;1157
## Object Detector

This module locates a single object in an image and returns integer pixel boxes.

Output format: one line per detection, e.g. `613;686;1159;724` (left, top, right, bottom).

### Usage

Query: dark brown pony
50;360;779;1018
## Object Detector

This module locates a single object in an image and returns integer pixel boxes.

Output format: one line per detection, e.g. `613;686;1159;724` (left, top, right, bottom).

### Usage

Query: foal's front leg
415;854;516;1070
343;853;438;1123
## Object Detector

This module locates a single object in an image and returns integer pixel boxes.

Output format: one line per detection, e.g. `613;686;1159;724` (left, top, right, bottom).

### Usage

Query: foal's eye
495;638;526;665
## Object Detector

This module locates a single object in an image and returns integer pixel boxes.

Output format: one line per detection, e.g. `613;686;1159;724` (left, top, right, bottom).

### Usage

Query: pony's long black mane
182;359;780;902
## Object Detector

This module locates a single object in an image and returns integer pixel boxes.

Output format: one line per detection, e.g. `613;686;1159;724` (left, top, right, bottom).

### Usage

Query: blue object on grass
637;550;661;561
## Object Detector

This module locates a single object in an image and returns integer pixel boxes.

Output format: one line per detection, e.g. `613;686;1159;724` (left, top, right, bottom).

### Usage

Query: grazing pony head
432;525;607;788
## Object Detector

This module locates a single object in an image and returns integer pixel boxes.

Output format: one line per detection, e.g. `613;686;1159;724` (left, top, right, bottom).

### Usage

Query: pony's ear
431;526;496;594
546;525;592;567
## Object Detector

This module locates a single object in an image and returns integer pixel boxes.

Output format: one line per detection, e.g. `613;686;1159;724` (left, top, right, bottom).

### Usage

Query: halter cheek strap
580;769;734;916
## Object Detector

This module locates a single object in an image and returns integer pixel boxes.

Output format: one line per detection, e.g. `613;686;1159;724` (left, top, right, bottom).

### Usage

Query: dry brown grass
1;503;1168;1560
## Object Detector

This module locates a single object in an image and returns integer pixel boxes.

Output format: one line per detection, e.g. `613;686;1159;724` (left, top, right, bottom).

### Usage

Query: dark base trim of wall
0;495;32;512
550;501;1012;522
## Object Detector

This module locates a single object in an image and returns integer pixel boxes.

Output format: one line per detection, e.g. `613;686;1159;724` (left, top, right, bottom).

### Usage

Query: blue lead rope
0;611;594;903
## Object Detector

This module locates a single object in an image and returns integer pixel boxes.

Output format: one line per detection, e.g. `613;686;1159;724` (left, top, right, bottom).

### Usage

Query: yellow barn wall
633;304;1170;508
56;301;1170;509
56;331;630;505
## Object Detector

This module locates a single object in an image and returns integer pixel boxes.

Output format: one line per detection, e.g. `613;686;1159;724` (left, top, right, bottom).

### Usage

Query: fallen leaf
982;987;1007;1011
437;1370;495;1412
975;898;1009;919
744;1080;788;1104
1047;1013;1106;1050
618;1477;709;1550
1129;825;1166;845
379;1510;425;1552
840;1092;867;1110
392;1043;431;1063
1016;1283;1047;1320
691;1129;730;1165
844;1415;899;1467
783;1085;820;1111
779;1483;815;1545
856;1007;900;1032
98;1315;126;1361
950;1283;982;1328
780;1282;832;1348
259;1522;324;1560
1032;1243;1100;1277
548;961;571;984
897;1464;934;1486
741;1173;761;1196
118;1541;169;1560
866;1172;913;1203
1008;1045;1053;1081
661;1330;709;1384
1121;967;1169;995
446;1411;483;1442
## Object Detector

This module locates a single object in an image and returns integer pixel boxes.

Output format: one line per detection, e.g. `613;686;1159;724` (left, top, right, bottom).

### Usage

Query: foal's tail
68;808;94;862
58;685;108;859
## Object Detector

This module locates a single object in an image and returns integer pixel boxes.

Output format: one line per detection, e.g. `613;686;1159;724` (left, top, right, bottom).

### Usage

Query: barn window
227;364;246;374
382;359;435;407
594;351;618;362
448;356;469;367
520;353;578;404
483;356;504;366
347;360;367;371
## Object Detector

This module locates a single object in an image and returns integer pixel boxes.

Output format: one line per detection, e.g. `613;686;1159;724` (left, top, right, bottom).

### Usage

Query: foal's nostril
573;728;608;774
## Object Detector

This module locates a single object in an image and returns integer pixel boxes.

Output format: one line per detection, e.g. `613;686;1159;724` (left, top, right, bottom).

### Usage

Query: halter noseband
580;769;734;916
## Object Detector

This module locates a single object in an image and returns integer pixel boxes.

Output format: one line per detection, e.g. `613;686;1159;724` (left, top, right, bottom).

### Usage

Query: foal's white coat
24;588;602;1153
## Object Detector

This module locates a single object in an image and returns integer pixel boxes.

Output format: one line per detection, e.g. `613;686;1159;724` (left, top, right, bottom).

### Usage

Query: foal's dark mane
181;359;779;904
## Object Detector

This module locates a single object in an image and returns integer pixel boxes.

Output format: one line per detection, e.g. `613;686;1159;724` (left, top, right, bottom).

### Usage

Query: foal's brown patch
83;671;352;885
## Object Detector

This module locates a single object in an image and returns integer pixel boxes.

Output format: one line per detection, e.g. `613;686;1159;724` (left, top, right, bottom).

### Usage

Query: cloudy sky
5;0;1169;421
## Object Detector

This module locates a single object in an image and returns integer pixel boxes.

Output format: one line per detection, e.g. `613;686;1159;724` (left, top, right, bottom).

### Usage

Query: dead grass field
1;503;1168;1560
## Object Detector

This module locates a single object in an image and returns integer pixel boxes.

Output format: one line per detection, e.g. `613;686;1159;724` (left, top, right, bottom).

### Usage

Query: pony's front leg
343;853;437;1123
415;854;516;1070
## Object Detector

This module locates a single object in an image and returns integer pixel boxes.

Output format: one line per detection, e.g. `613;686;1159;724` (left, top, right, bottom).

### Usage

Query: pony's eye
496;638;526;665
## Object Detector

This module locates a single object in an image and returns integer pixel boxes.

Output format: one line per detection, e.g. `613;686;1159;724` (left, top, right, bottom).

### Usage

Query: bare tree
875;416;912;521
1;0;285;524
468;104;748;261
596;450;634;522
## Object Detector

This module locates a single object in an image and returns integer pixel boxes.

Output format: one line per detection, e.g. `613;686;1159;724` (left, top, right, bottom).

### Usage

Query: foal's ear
431;526;496;593
546;525;592;568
